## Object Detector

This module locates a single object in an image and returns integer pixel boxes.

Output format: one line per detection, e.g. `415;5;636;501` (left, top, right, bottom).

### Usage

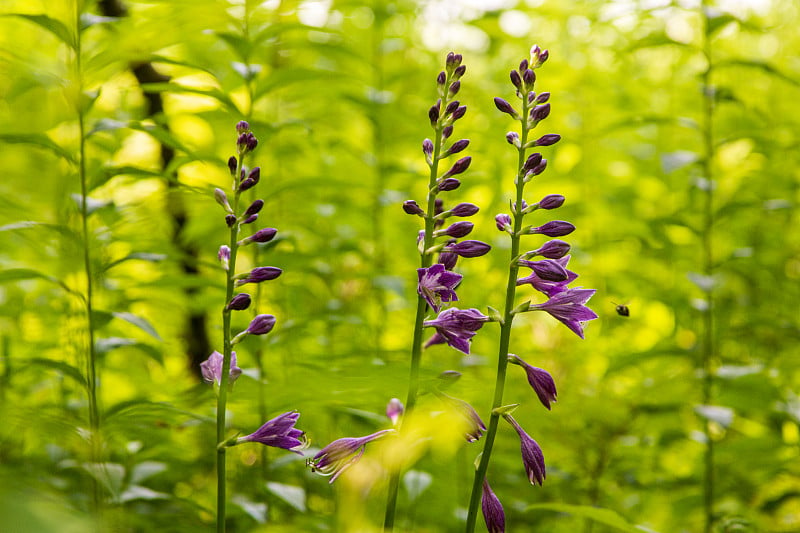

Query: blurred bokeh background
1;0;798;531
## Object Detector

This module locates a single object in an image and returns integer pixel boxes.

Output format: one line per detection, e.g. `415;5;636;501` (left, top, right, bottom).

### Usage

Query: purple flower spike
444;240;491;258
531;288;598;339
517;255;577;297
495;214;512;232
308;429;394;483
386;398;404;426
538;194;565;210
437;392;486;442
200;350;242;386
226;293;252;311
535;239;571;259
423;307;489;355
238;411;306;454
509;354;557;410
482;479;506;533
518;259;568;282
235;266;283;286
417;263;463;312
451;202;479;217
504;414;546;486
529;220;575;237
247;314;277;335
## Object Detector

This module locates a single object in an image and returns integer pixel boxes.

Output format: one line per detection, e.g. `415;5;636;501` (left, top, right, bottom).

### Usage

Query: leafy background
0;0;798;532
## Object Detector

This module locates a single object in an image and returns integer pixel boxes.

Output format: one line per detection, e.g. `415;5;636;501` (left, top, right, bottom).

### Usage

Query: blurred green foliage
0;0;799;532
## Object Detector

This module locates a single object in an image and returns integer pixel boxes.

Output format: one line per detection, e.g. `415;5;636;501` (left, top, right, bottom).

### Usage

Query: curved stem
464;95;531;533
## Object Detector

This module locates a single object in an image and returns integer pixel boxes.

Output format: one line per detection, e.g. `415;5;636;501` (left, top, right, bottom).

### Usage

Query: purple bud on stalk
538;49;549;66
247;314;276;335
429;102;440;125
451;105;467;121
422;138;434;157
442;125;454;139
248;167;261;185
505;414;546;486
386;398;404;426
530;221;576;237
454;64;466;78
437;71;446;85
539;194;565;210
242;214;258;224
438;178;461;191
225;214;237;227
509;354;558;410
226;293;252;311
445;100;460;116
246;133;258;151
403;200;425;216
237;411;306;453
526;159;548;177
438;249;458;270
218;245;230;270
447;139;470;155
528;91;536;104
201;350;242;386
510;70;522;89
535;239;571;259
449;81;461;96
236;266;283;286
506;132;520;146
244;199;264;217
531;103;551;122
446;51;458;69
443;156;472;178
227;156;237;175
442;221;474;238
519;59;529;71
236;120;250;133
238;178;255;192
495;214;512;232
482;480;506;533
214;188;231;212
445;240;491;258
451;203;479;217
523;69;536;87
519;259;568;282
524;153;543;171
535;92;550;103
494;97;517;117
533;134;561;146
241;227;278;245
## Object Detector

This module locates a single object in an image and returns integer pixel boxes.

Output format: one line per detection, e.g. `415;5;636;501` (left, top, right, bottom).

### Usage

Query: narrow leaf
112;312;162;341
0;133;75;162
4;14;75;49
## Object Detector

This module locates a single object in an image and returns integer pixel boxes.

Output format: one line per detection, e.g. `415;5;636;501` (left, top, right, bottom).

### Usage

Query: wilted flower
200;350;242;386
417;263;462;312
508;354;557;410
237;411;306;454
423;307;489;355
308;429;394;483
504;414;546;486
481;479;505;533
530;287;598;339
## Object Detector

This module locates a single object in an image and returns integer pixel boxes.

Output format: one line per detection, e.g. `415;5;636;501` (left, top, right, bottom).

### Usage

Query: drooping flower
200;351;242;386
530;287;598;339
481;479;505;533
237;411;306;454
504;414;546;486
417;263;463;312
517;255;577;297
436;392;486;442
508;354;557;410
423;307;489;355
307;429;394;483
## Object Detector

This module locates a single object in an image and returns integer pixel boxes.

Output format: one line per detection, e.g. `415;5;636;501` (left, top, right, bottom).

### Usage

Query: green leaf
0;268;77;296
232;495;267;523
0;133;75;162
26;358;87;388
112;312;162;341
4;14;75;49
138;82;240;113
525;503;658;532
265;482;307;512
717;59;800;88
95;337;163;365
104;252;167;271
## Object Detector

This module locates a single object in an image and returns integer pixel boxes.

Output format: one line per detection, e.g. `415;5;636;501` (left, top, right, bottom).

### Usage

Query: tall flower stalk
464;46;597;532
384;52;491;531
208;122;304;532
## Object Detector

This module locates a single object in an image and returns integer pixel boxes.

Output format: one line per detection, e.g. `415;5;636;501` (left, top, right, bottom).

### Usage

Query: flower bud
242;214;258;224
447;139;469;155
437;71;446;85
236;120;250;133
438;249;458;270
226;293;252;311
533;134;561;146
442;221;474;238
451;202;479;217
239;178;256;192
445;240;491;258
506;131;520;146
495;214;512;232
241;227;278;245
523;69;536;88
246;314;276;335
522;259;568;281
537;49;549;66
446;51;459;69
451;105;467;121
246;133;258;151
244;199;264;217
494;97;517;117
214;188;232;212
538;194;565;210
530;220;575;237
429;102;440;125
235;266;283;286
442;125;454;139
403;200;424;216
525;159;547;178
443;156;471;178
438;178;461;191
445;100;460;116
530;104;551;123
454;64;466;78
519;59;529;71
386;398;404;426
523;153;543;172
422;138;434;157
510;70;522;89
449;81;461;97
535;239;571;259
218;245;230;270
528;91;536;104
248;167;261;185
225;214;237;227
535;92;550;103
227;156;238;175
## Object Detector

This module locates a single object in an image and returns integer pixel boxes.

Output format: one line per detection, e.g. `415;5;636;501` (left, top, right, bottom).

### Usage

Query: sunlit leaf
3;14;75;49
265;482;307;512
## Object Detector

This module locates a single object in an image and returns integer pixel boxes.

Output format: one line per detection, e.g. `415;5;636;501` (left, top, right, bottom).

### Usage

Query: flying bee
612;301;630;317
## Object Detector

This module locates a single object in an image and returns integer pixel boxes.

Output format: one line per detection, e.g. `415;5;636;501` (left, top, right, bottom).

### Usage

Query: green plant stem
216;158;243;533
464;96;531;533
384;110;447;532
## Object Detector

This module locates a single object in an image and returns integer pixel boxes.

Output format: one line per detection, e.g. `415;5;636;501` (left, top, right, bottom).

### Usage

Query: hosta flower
200;351;242;386
517;259;567;282
423;307;489;355
417;263;462;312
508;354;557;410
530;287;598;339
481;479;505;533
504;414;546;486
308;429;394;483
517;255;577;297
237;411;306;454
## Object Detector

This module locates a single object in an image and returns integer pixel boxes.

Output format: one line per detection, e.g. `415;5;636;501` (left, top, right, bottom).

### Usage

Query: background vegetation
1;0;798;531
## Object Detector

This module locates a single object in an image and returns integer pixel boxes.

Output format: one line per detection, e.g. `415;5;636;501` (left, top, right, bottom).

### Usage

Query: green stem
464;96;531;533
216;156;243;533
384;88;450;532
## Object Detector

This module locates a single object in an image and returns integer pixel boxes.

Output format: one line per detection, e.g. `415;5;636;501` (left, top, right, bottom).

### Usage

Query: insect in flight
612;302;630;317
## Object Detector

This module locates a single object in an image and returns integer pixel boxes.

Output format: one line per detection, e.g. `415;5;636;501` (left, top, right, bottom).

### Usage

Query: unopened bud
530;220;575;237
522;259;567;281
535;92;550;103
533;134;561;147
506;132;520;146
226;293;252;311
495;214;512;232
244;199;264;217
386;398;404;425
494;97;517;117
443;156;471;178
530;103;551;123
447;139;469;155
214;188;232;213
227;156;238;175
442;221;473;238
451;105;467;121
438;178;461;191
538;194;565;210
442;125;454;139
454;64;466;78
519;59;529;71
236;120;249;133
451;203;479;217
437;71;446;85
403;200;425;216
438;249;458;270
445;100;460;116
448;81;460;96
242;214;258;224
248;167;261;185
218;245;230;270
525;159;547;178
523;69;536;87
422;138;434;157
429;102;440;125
510;70;522;89
225;214;237;227
444;240;491;258
535;239;571;259
239;178;256;192
523;153;543;172
241;227;278;245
